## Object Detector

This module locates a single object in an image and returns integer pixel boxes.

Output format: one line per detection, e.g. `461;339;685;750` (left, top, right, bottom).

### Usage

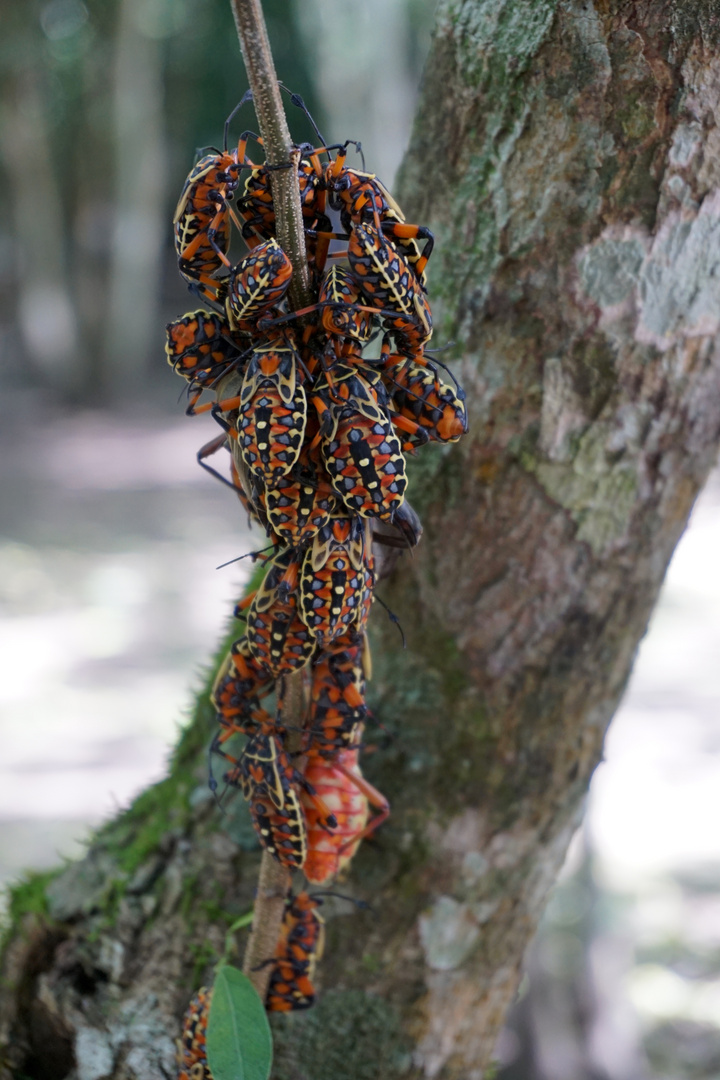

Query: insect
381;346;468;444
173;94;270;298
298;515;367;645
246;548;316;674
302;631;368;760
220;719;337;866
348;223;433;353
302;741;389;885
263;444;340;546
248;789;308;870
165;309;247;388
238;152;327;244
317;265;374;343
266;891;325;1012
323;144;434;285
312;361;408;521
211;637;275;738
177;986;213;1080
236;335;307;484
225;239;293;332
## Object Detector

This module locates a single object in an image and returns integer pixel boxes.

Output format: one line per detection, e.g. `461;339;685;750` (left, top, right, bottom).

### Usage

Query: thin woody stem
241;672;306;999
230;0;313;311
228;0;312;999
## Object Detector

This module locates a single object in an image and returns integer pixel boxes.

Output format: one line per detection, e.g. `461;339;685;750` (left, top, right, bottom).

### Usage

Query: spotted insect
312;361;407;521
177;986;213;1080
264;446;340;546
211;637;275;738
246;548;316;674
225;239;293;332
317;265;374;343
267;892;325;1012
298;515;367;645
348;223;432;353
323;144;434;285
302;631;368;760
173;151;241;301
238;151;327;244
381;347;468;444
165;309;247;388
302;740;389;885
236;335;307;484
248;789;308;870
221;724;337;865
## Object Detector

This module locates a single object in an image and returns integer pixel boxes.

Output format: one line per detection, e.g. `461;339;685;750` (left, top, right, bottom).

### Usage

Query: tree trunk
3;2;720;1078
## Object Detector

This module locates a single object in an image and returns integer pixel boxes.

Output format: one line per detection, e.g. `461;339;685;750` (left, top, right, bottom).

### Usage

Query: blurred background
2;2;720;1076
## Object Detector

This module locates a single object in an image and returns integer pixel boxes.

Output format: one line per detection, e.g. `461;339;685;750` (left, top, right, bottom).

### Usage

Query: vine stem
228;0;312;999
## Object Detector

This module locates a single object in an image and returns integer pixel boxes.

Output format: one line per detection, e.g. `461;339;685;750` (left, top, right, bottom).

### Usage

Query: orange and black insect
313;360;407;521
173;150;241;300
177;986;213;1080
236;335;307;484
173;96;257;299
225;239;293;332
302;739;389;886
298;515;367;645
245;548;316;674
264;443;340;546
381;344;468;445
317;265;374;343
248;789;308;870
322;143;434;285
221;721;337;865
266;891;325;1012
238;152;327;242
165;309;247;388
348;223;433;353
302;631;368;760
211;637;275;738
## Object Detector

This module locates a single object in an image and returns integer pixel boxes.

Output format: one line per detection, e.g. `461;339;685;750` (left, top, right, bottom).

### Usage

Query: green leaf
206;965;273;1080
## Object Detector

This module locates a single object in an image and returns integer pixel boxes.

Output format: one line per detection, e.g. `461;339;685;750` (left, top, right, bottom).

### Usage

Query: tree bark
3;2;720;1079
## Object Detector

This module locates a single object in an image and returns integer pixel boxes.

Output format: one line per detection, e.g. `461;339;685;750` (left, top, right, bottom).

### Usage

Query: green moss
272;990;412;1080
4;868;57;927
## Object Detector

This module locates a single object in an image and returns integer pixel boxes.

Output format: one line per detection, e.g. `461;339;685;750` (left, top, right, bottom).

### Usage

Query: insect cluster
167;93;467;1036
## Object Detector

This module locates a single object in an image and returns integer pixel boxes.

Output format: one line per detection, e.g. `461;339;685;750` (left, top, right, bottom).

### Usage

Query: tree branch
229;0;311;998
230;0;313;309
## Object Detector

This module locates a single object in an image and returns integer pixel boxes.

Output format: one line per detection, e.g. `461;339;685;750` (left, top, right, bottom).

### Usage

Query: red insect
173;151;242;301
263;444;340;546
323;144;434;284
238;152;327;245
267;892;325;1012
318;265;374;343
302;742;389;886
298;515;367;646
177;986;213;1080
220;717;337;867
248;789;308;870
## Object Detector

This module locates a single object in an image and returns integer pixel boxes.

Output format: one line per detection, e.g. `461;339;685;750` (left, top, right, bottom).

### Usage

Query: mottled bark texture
3;2;720;1078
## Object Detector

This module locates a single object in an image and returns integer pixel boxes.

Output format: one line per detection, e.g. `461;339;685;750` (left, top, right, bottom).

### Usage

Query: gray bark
2;2;720;1078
